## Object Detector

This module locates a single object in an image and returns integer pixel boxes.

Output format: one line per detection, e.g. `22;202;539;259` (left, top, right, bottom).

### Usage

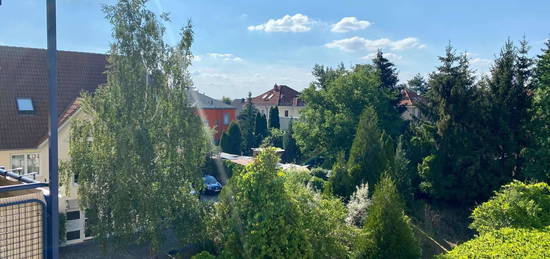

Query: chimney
274;84;279;91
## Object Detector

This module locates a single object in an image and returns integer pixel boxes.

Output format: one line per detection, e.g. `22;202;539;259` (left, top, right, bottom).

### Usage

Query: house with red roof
246;84;305;130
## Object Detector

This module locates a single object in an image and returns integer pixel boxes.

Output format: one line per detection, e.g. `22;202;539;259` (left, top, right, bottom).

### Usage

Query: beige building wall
0;109;88;245
255;105;304;130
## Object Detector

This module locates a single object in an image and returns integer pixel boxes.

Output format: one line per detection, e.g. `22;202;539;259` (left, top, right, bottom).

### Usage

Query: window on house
285;110;289;117
223;113;230;125
16;98;34;113
66;230;81;241
67;210;81;221
11;153;40;175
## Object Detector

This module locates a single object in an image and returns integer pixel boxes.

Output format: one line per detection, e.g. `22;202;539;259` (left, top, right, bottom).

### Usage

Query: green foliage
220;121;242;155
438;227;550;259
359;176;421;259
221;96;232;105
329;152;354;198
211;148;312;258
310;167;330;181
470;181;550;234
386;136;413;202
407;73;429;95
268;106;280;129
238;92;258;155
62;1;209;250
59;213;66;243
260;128;284;148
347;107;393;192
191;251;216;259
294;62;404;164
254;113;268;146
417;45;495;203
284;171;356;258
524;39;550;182
282;119;301;163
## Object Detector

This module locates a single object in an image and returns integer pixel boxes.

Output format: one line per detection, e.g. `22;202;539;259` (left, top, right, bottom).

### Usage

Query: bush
438;227;550;258
191;251;216;259
470;181;550;234
310;167;330;181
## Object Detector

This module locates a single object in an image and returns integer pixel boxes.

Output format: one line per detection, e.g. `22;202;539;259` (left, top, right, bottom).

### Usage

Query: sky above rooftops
1;0;549;99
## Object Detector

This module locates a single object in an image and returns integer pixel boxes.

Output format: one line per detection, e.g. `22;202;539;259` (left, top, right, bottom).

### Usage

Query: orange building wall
200;109;236;141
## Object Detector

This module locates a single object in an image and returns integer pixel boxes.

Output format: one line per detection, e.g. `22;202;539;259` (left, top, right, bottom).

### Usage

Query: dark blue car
202;175;222;194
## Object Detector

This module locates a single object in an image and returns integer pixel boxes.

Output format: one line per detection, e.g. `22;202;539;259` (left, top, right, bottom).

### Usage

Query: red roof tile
251;84;304;107
0;46;107;149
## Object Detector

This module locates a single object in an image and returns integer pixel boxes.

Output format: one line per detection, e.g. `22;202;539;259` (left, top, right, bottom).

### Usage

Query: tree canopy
63;0;209;250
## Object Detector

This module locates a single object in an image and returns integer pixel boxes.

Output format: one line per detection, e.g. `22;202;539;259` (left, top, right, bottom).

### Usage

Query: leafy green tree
347;106;392;192
260;128;284;148
282;119;301;163
407;73;429;95
359;175;421;259
470;181;550;234
283;169;356;258
238;92;257;155
295;63;402;164
438;227;550;259
268;106;280;129
386;136;413;202
523;39;550;182
211;148;311;258
220;121;242;154
372;49;406;129
254;113;268;146
63;0;209;250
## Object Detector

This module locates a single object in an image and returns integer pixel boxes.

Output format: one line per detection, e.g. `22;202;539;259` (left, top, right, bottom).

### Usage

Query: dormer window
16;98;34;113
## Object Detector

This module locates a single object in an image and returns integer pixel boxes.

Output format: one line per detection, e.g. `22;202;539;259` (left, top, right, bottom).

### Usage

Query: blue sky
1;0;549;99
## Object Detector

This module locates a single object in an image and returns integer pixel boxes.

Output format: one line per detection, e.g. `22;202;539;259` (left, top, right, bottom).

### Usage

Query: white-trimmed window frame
10;152;40;176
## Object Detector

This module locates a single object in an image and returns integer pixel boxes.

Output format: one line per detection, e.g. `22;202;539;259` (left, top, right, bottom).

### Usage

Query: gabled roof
399;89;423;106
0;45;107;150
252;84;304;107
187;89;235;109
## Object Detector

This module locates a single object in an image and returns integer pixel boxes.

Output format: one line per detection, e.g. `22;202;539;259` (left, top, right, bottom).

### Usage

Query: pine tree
347;106;392;192
407;73;429;95
282;119;301;163
329;152;353;199
269;106;280;129
220;121;242;155
418;45;488;203
254;113;268;146
371;49;406;137
359;175;421;259
238;92;257;155
485;39;532;183
524;39;550;181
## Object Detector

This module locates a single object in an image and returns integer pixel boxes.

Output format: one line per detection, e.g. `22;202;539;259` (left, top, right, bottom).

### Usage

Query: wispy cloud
361;52;402;61
248;14;313;32
325;36;424;52
207;53;243;62
331;17;371;33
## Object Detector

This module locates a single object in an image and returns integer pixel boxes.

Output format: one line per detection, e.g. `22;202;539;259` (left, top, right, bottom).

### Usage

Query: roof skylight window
16;98;34;113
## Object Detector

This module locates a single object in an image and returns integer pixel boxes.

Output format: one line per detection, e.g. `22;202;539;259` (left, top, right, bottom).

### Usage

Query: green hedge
438;227;550;258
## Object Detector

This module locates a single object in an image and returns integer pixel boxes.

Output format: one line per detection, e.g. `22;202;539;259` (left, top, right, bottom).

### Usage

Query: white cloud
331;17;371;33
247;14;313;32
325;36;423;52
361;52;402;61
470;57;492;66
207;53;243;62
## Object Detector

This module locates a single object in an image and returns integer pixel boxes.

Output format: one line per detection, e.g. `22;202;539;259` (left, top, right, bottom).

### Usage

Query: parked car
202;175;222;194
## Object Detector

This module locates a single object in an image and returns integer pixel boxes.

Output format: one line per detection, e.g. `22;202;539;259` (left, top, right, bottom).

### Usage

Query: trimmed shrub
470;181;550;234
439;227;550;258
